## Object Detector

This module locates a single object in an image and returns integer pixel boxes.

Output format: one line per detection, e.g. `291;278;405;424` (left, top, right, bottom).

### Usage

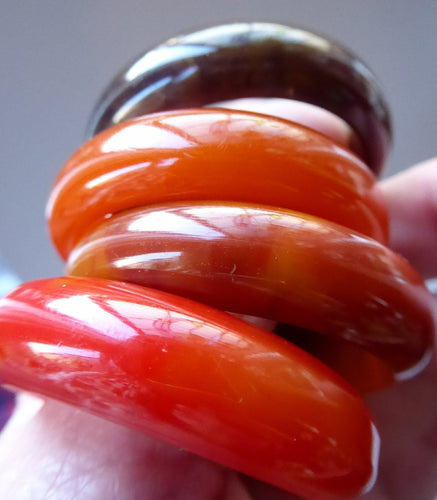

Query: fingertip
212;98;358;151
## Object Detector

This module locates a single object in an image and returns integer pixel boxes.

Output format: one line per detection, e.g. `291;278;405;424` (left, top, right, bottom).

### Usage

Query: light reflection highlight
125;45;214;82
101;123;194;152
47;295;139;341
104;298;250;349
113;77;172;123
128;210;225;239
113;251;182;269
27;342;100;359
85;162;151;189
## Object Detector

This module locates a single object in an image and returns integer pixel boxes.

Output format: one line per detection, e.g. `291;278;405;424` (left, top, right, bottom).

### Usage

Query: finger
364;348;437;499
0;399;256;500
214;97;359;151
380;158;437;278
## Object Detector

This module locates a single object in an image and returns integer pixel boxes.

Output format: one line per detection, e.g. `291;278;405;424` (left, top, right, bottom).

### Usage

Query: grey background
1;1;436;281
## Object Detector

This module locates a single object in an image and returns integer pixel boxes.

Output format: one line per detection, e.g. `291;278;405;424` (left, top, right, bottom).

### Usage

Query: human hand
0;100;435;500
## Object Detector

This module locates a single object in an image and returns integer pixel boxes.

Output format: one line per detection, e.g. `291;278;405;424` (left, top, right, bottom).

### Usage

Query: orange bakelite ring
66;201;433;378
47;109;388;260
0;276;379;500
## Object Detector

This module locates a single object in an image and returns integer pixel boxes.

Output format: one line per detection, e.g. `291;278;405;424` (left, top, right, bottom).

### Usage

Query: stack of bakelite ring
0;23;434;500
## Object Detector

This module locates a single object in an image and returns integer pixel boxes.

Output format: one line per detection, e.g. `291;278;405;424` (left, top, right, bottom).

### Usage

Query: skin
0;100;436;500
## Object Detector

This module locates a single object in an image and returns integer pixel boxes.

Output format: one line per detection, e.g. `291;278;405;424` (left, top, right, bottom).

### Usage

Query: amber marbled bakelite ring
0;23;434;500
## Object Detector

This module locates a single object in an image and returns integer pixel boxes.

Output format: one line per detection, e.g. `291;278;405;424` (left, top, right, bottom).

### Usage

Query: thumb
380;158;437;279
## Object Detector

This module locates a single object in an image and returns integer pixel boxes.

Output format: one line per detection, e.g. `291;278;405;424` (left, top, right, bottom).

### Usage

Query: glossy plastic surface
0;277;378;500
47;109;388;260
88;22;391;173
4;22;433;499
67;202;434;377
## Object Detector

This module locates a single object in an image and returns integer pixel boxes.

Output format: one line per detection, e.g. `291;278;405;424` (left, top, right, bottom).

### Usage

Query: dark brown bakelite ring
87;22;391;174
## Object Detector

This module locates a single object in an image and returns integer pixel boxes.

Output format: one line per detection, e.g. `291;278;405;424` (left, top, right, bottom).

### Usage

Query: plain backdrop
1;1;436;281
